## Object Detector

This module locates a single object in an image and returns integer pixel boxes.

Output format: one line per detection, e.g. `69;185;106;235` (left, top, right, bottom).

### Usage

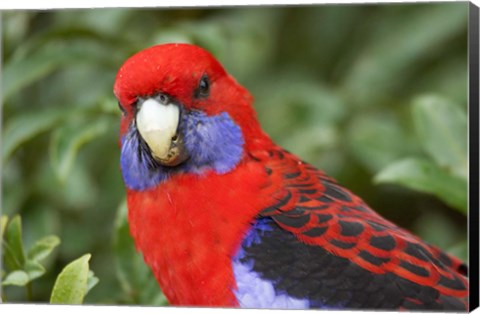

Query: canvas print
1;2;476;311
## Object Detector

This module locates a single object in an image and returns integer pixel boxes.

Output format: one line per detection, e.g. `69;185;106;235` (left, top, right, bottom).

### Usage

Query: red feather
252;147;468;304
126;160;272;305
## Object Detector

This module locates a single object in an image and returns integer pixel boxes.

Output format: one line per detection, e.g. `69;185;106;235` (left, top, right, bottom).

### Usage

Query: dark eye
118;101;126;116
194;74;210;99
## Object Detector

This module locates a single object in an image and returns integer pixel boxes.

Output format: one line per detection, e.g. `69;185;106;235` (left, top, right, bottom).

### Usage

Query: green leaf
50;253;93;304
24;260;46;281
347;113;418;173
412;95;467;178
375;158;467;213
0;215;8;238
86;270;99;295
2;109;69;162
2;270;29;286
27;235;61;262
3;42;114;101
3;50;60;101
114;200;167;305
342;3;468;106
49;116;110;182
447;240;468;263
3;12;31;50
3;215;26;270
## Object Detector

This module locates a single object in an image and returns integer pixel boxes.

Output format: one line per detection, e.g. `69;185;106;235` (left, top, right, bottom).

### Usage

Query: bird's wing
236;147;468;310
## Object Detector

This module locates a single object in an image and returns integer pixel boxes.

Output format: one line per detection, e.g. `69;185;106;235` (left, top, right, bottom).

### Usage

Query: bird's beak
135;94;188;166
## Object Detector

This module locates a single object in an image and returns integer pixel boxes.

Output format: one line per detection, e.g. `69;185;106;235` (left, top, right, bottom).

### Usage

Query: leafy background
1;3;469;305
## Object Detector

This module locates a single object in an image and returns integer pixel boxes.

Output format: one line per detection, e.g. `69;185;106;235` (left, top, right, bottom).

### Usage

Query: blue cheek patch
120;110;244;191
120;130;170;190
182;111;244;175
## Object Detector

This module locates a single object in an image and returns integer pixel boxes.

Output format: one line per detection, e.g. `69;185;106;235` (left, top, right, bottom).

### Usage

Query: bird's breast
126;161;270;306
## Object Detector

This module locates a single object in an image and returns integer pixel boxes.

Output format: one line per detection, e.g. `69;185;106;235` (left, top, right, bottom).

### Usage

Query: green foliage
3;216;26;271
2;3;468;305
412;96;467;178
1;215;97;303
49;115;111;182
375;158;467;213
375;96;468;214
28;235;61;262
50;254;98;304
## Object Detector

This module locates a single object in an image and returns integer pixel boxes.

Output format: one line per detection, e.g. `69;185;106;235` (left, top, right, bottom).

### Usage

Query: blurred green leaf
3;54;56;101
255;74;346;147
375;158;467;213
27;235;61;262
1;215;8;238
49;116;111;182
50;253;93;304
32;155;99;213
412;95;467;178
347;113;417;173
447;241;468;263
342;3;467;106
2;109;69;162
412;58;468;106
2;270;29;286
3;42;116;101
86;270;99;295
21;205;61;257
281;125;338;162
3;215;26;270
3;12;32;53
24;260;46;282
114;200;167;305
3;50;78;100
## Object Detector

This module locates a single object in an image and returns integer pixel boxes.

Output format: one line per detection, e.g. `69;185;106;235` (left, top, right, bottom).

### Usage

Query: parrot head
114;43;269;190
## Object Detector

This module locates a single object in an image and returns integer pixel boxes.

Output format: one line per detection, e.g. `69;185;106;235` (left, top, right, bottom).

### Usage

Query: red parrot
114;43;468;310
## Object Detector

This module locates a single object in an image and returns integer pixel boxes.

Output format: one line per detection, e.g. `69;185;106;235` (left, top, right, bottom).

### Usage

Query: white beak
136;97;180;161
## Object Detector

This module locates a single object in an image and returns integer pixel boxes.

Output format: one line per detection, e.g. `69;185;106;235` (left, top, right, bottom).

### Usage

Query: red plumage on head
114;44;226;109
114;43;269;152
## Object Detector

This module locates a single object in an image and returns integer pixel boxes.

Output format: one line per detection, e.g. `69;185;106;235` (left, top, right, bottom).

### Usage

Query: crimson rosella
114;43;468;310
